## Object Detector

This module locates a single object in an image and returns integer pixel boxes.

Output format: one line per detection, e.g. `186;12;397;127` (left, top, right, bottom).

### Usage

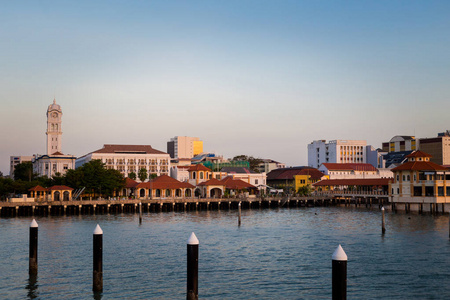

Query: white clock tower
46;99;63;155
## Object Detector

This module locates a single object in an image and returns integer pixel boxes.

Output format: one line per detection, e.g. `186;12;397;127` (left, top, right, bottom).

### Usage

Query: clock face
52;112;58;118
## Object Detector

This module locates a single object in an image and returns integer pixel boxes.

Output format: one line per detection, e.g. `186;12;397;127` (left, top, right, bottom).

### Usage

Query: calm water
1;206;450;299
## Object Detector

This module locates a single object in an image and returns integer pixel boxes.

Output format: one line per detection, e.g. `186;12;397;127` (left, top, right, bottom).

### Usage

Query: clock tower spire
46;99;63;155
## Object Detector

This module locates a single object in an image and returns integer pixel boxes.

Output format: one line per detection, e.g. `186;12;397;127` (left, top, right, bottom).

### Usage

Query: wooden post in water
29;219;38;275
93;224;103;292
238;202;242;227
381;207;386;234
139;202;142;224
332;245;347;300
187;232;199;300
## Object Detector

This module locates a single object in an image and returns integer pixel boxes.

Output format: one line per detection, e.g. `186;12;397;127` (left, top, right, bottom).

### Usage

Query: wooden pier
0;193;391;217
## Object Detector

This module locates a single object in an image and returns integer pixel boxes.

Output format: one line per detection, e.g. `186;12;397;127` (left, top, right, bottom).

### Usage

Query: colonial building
76;144;170;179
318;163;393;179
267;166;327;193
32;99;76;177
390;151;450;212
257;159;286;174
220;167;266;191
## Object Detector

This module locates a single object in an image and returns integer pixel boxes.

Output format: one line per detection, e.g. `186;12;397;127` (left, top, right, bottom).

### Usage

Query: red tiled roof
29;185;49;192
125;177;139;188
267;167;324;180
406;150;432;158
221;177;256;189
92;144;167;155
188;164;211;172
321;163;377;172
51;151;64;155
48;185;74;191
198;178;224;186
313;178;392;187
392;161;447;171
136;175;195;189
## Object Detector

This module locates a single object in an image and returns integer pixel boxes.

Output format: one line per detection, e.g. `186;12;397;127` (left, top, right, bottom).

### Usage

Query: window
407;175;410;181
396;175;399;182
63;164;68;170
255;179;258;185
200;172;204;179
402;175;405;181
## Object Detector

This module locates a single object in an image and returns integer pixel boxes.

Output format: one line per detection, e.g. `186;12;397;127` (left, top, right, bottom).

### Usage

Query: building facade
382;136;418;153
32;99;76;177
308;140;368;169
9;156;33;177
167;136;203;159
76;144;170;179
419;131;450;166
390;151;449;212
318;163;393;180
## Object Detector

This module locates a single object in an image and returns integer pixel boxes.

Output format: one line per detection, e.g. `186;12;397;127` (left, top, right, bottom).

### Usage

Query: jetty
0;191;391;217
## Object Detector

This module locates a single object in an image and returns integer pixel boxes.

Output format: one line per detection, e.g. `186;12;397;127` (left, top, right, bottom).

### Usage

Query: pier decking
0;192;391;217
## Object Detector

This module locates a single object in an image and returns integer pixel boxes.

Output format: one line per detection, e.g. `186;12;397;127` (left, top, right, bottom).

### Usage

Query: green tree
138;168;148;182
128;172;136;180
51;172;65;186
149;173;158;180
231;155;263;173
297;185;312;196
74;160;125;197
14;162;35;181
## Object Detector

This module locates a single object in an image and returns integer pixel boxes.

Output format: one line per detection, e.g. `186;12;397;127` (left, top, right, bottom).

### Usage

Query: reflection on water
1;206;450;299
26;274;39;299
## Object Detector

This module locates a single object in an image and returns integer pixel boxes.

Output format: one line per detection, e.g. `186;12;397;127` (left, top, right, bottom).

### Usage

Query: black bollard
238;202;241;227
93;224;103;292
29;219;38;275
187;232;199;300
381;207;386;234
332;244;347;300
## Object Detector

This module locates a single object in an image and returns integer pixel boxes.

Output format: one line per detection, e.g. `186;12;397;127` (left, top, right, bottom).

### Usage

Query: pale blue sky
1;1;450;175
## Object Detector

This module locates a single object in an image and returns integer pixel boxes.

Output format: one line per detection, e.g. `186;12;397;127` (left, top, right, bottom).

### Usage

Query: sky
1;0;450;175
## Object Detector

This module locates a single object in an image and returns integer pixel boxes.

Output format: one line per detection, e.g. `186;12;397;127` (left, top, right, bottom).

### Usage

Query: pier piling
139;202;142;224
187;232;199;300
332;244;347;300
93;224;103;292
238;202;242;227
382;207;386;234
29;219;38;275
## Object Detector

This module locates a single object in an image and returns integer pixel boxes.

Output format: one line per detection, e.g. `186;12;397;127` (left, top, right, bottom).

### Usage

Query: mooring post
332;244;347;300
93;224;103;292
139;202;142;224
187;232;199;300
29;219;38;275
382;207;386;234
238;202;242;226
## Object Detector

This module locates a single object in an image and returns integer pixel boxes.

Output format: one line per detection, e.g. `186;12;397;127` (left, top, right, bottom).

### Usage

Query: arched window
396;175;399;182
397;188;399;194
200;172;204;179
192;172;196;179
402;175;406;181
407;175;410;181
414;174;416;181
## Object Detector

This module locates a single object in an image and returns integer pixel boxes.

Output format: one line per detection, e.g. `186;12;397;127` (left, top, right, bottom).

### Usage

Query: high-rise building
308;140;367;169
167;136;203;159
9;156;33;177
419;131;450;166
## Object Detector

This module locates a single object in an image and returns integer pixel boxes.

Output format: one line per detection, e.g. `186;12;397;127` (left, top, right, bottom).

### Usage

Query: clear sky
1;0;450;175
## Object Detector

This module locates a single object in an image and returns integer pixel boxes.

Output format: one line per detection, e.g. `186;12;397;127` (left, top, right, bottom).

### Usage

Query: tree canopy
230;155;263;173
138;168;148;182
13;162;35;181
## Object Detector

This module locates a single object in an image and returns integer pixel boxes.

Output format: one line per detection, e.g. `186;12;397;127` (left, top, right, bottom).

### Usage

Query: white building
76;144;171;179
308;140;368;169
318;163;393;180
167;136;203;159
32;99;76;177
257;159;286;174
220;167;267;191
